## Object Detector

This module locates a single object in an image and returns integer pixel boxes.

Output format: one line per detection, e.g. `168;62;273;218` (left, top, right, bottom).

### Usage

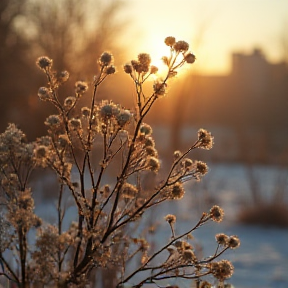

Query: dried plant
0;37;240;288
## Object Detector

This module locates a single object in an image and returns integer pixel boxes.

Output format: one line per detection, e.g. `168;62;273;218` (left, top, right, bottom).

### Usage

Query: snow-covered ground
33;163;288;288
177;164;288;288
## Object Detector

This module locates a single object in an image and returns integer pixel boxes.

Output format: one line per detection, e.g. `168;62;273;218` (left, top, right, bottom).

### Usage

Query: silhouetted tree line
0;0;126;140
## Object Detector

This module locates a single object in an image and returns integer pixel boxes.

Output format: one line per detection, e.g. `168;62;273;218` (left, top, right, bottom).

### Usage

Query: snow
32;163;288;288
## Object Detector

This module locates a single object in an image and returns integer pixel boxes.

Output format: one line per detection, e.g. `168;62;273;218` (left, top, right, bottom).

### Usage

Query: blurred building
231;48;288;97
156;49;288;164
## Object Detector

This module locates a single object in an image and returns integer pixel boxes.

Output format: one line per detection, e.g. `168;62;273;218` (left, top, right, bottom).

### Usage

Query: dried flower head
183;241;193;250
215;233;229;246
100;184;110;197
143;136;155;148
182;249;195;262
100;104;114;119
99;52;113;66
1;174;17;188
134;238;150;252
174;240;184;250
164;36;176;47
38;87;51;101
44;115;61;127
150;65;158;74
140;123;153;136
131;56;150;73
58;134;69;147
121;183;138;199
34;145;48;159
184;53;196;64
81;107;91;118
106;65;116;74
116;110;131;127
64;96;76;109
200;281;212;288
18;188;34;210
58;70;69;82
36;56;52;70
181;158;193;170
131;60;142;73
173;150;182;159
210;205;224;222
228;235;240;249
210;260;234;281
75;81;88;94
195;161;208;175
69;118;82;130
124;63;133;74
165;214;176;224
173;40;189;52
197;128;214;150
145;146;158;157
222;284;234;288
153;81;166;96
138;53;151;66
38;135;52;147
112;105;121;116
146;156;160;172
162;56;169;66
170;182;185;199
141;240;150;252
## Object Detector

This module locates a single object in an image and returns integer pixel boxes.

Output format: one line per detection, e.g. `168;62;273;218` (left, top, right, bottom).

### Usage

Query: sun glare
148;42;171;77
148;42;192;78
124;33;194;79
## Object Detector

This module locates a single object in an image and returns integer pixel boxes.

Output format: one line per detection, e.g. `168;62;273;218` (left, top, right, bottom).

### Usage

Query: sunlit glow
150;52;169;79
149;45;193;78
120;0;288;75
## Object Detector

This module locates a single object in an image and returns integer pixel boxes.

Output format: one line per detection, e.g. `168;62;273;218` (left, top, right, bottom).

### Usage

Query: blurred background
1;0;288;287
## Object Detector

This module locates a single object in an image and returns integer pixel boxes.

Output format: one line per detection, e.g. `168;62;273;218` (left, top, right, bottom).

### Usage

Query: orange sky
119;0;288;75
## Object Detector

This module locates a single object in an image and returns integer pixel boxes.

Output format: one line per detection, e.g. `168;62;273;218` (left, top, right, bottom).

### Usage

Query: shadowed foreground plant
0;37;240;288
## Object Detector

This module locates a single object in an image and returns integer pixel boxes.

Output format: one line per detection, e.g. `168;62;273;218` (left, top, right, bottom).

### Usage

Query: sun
140;41;172;77
147;42;192;78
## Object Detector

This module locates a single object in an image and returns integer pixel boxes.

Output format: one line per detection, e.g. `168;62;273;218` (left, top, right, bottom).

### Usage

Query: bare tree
0;0;126;139
0;0;33;132
23;0;126;75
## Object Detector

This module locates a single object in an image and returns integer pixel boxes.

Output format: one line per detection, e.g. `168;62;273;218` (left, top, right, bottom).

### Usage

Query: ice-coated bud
99;52;113;66
173;40;189;52
124;63;133;74
38;87;51;101
184;53;196;64
164;36;176;47
36;56;53;70
106;65;116;74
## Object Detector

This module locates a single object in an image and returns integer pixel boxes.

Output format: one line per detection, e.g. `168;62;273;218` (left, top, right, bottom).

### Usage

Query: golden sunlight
149;40;193;78
121;0;288;75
